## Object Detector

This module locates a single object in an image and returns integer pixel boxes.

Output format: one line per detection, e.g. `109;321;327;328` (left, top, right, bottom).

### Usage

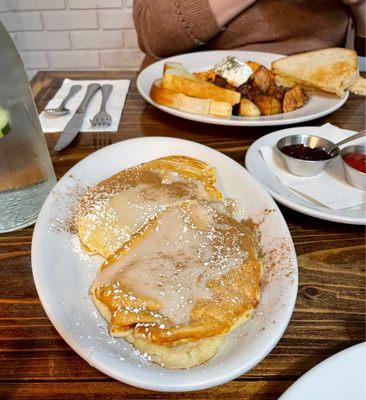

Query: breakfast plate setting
19;44;364;397
137;49;356;127
246;124;366;225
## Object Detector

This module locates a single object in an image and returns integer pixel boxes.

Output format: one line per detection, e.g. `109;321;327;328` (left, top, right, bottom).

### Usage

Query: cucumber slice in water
0;107;10;138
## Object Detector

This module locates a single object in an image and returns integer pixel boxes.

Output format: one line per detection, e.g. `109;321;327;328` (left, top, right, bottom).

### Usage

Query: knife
54;83;101;151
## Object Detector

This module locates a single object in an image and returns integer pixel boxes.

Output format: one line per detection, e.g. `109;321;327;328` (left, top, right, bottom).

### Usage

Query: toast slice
272;48;359;97
150;79;232;118
163;61;189;73
348;76;366;96
162;66;240;105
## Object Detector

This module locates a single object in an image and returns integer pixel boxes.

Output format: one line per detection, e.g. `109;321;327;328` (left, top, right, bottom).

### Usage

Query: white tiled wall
0;0;144;78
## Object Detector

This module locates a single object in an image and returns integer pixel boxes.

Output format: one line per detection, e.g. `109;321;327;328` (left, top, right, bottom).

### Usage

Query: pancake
76;156;222;258
91;200;262;369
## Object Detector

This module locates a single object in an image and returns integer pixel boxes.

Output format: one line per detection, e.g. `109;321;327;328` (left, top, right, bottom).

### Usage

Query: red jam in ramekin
343;152;366;173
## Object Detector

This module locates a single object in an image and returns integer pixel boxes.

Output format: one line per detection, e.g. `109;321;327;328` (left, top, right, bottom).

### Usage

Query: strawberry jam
281;144;331;161
343;152;366;173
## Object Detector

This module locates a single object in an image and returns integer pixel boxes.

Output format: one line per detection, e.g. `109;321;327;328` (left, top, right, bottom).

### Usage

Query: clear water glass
0;22;56;232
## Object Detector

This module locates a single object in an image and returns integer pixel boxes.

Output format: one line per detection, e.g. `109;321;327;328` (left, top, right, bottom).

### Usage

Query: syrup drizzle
78;168;211;256
93;201;249;325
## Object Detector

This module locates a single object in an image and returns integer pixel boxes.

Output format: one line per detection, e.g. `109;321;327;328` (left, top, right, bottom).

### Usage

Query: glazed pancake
76;156;222;258
91;200;262;369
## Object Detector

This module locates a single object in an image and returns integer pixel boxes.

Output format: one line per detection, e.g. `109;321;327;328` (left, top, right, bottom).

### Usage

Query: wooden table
0;71;365;399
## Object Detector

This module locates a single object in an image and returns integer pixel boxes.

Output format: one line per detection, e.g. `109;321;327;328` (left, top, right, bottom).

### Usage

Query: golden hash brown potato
250;66;271;93
253;94;282;115
239;98;261;117
266;80;286;100
283;84;308;113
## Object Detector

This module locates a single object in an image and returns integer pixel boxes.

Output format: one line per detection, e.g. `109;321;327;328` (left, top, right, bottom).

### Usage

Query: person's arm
351;1;365;56
133;0;221;58
343;0;365;55
208;0;257;27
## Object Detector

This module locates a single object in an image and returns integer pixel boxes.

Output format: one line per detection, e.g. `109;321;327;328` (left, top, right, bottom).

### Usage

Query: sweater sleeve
133;0;221;58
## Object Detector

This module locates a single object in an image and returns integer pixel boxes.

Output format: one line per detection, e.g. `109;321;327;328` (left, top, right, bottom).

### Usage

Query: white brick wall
72;31;124;49
0;0;143;78
42;11;98;30
99;10;134;29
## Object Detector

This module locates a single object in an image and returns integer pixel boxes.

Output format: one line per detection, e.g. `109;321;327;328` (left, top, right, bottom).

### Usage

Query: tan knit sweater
133;0;351;67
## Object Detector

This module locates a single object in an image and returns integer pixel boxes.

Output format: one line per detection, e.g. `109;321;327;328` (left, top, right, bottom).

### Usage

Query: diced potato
239;99;261;117
267;81;285;100
250;66;271;93
253;95;282;115
283;84;306;113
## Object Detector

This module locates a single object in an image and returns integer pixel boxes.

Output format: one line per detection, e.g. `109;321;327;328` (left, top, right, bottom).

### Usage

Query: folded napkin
39;78;130;133
260;123;366;210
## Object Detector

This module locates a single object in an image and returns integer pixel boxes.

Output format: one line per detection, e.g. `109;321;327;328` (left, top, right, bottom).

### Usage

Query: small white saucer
245;126;366;225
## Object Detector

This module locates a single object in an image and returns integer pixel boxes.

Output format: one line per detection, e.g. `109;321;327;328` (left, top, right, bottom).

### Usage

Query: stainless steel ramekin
341;145;366;191
276;134;339;177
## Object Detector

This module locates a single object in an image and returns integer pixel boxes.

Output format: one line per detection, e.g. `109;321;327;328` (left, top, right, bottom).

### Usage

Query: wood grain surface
0;71;364;399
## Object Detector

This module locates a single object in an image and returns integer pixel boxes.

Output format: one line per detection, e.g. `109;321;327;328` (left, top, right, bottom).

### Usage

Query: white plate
31;137;297;392
279;342;366;400
137;50;348;127
245;127;366;225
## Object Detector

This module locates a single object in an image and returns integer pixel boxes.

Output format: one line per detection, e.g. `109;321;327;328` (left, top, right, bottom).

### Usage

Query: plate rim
31;136;298;392
136;49;349;127
245;126;366;225
278;342;366;399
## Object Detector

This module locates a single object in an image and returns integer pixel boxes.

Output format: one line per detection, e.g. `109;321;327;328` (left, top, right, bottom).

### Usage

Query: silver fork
90;84;113;127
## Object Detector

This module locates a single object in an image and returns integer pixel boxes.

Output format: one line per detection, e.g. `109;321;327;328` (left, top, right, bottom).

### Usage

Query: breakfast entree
150;48;365;119
76;156;222;258
76;156;262;369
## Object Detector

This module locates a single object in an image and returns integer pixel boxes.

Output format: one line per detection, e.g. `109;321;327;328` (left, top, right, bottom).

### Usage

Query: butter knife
54;83;101;151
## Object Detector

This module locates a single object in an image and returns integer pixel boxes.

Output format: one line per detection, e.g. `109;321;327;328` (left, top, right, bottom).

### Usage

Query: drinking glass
0;22;56;232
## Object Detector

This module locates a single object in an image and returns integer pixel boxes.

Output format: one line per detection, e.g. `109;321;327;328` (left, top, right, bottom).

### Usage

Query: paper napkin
39;78;130;133
260;124;366;210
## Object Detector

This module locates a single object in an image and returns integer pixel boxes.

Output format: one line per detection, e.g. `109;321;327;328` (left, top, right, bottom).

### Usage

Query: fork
90;84;113;127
